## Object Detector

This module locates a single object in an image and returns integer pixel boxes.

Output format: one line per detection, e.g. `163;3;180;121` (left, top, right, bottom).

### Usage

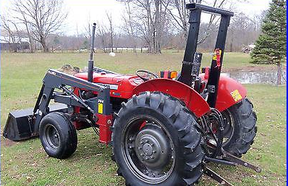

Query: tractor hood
75;72;144;99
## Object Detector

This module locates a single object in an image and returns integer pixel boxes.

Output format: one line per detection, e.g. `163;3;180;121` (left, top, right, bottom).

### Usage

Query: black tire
222;98;257;157
39;112;77;159
112;92;205;186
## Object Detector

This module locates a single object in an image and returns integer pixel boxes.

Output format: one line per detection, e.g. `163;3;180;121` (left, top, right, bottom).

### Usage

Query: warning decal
231;90;242;102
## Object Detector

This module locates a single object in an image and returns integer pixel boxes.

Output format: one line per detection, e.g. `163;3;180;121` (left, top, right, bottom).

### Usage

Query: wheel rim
221;110;235;146
44;124;61;149
121;116;175;184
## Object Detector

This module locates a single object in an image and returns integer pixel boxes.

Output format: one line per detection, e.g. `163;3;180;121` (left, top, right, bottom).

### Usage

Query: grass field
1;52;286;186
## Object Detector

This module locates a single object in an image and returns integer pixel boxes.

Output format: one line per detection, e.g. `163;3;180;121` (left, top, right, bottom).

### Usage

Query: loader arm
32;69;111;134
4;69;112;141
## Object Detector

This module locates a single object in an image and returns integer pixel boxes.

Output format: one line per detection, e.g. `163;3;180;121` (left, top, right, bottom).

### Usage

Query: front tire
222;98;257;157
112;92;204;186
39;112;77;159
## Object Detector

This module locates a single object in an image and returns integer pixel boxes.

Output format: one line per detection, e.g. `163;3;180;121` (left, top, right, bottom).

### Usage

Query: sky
0;0;271;36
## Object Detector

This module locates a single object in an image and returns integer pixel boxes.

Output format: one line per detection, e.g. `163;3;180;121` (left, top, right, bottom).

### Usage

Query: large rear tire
39;112;77;159
222;98;257;157
112;92;205;186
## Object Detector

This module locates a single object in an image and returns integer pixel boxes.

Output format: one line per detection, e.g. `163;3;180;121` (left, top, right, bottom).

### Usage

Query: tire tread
223;98;257;157
113;92;204;186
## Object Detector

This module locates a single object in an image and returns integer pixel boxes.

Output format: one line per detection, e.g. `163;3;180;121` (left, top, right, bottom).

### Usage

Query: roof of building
0;36;30;44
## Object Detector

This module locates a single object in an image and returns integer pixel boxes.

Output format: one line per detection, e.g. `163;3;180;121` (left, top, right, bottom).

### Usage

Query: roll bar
178;3;234;108
186;3;234;16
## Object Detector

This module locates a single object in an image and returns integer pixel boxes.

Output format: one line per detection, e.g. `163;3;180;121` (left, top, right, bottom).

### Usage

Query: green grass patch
1;52;286;185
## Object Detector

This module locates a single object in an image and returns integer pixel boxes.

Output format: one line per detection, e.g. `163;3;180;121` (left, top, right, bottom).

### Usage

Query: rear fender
133;79;210;118
215;75;247;111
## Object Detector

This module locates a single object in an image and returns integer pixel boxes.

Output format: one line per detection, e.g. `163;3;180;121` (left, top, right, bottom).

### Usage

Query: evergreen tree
251;0;286;65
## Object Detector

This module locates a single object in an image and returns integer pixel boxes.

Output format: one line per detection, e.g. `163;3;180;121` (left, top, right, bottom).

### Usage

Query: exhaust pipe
88;23;96;82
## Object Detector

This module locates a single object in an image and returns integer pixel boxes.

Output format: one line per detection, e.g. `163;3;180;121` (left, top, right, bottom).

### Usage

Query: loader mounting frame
4;69;113;143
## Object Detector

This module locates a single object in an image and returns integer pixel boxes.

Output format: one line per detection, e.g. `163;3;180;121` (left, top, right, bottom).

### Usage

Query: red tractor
4;3;260;186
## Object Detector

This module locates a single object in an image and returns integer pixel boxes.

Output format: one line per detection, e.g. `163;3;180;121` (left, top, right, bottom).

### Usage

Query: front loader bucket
4;108;34;141
3;104;67;141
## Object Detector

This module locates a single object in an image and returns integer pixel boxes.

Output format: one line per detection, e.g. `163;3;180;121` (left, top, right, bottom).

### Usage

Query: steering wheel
136;70;158;81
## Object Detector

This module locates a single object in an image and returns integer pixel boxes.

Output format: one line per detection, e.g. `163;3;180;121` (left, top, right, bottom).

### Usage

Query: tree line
1;0;264;53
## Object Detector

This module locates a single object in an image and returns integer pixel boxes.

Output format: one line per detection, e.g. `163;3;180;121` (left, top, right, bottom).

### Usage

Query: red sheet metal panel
133;79;210;118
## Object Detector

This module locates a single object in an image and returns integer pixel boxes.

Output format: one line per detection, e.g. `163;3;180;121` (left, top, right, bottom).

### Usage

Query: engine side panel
133;79;210;118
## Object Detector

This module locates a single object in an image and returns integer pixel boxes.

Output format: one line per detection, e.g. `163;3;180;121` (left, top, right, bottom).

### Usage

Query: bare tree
16;9;35;52
226;12;261;52
122;1;138;52
83;14;92;49
97;22;109;53
0;15;30;52
1;16;18;44
12;0;68;52
1;16;18;52
166;0;252;48
122;0;170;53
166;0;190;47
167;0;229;47
106;12;114;52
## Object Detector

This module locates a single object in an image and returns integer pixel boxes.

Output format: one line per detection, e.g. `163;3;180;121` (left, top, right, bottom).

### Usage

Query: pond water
225;70;286;85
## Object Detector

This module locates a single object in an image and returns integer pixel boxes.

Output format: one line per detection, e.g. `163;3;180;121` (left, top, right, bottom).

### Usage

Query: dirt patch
58;64;81;75
2;137;17;147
